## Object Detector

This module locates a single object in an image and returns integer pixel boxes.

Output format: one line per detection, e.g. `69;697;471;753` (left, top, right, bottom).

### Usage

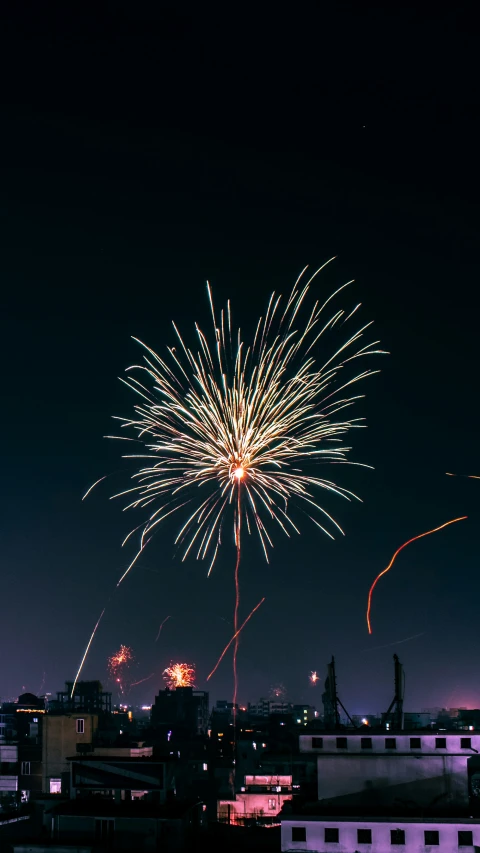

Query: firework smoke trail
207;597;266;681
163;662;196;689
78;261;384;697
366;516;467;634
155;615;172;642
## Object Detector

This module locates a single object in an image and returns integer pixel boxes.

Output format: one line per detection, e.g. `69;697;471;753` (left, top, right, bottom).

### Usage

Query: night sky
1;3;479;714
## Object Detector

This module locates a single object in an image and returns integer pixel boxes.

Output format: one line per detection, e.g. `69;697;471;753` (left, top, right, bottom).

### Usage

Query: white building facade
299;733;480;809
282;815;480;852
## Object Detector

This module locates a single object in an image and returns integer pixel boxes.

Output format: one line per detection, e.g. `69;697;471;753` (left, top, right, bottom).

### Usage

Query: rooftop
52;799;201;819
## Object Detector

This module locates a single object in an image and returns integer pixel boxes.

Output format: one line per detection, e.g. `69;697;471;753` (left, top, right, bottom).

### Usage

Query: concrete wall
299;733;480;754
316;753;469;808
282;817;480;852
298;733;477;809
55;815;185;852
42;715;98;794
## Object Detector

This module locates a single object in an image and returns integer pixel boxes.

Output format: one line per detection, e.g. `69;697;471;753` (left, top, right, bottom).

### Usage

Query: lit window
203;762;208;771
76;718;85;734
21;761;31;775
292;826;306;842
424;830;439;845
268;798;276;810
33;718;38;723
50;778;61;794
459;830;473;846
324;827;339;842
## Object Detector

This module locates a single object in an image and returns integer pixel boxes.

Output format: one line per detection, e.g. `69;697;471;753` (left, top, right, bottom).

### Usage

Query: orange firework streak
207;597;266;681
366;517;467;634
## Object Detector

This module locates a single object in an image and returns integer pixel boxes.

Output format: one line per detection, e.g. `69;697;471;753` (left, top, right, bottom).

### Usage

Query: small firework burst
309;670;320;685
108;645;134;695
270;683;287;701
163;662;196;689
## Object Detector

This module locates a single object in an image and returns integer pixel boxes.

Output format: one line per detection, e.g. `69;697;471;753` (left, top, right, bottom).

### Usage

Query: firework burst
309;671;320;685
108;644;134;695
163;662;196;689
76;261;384;700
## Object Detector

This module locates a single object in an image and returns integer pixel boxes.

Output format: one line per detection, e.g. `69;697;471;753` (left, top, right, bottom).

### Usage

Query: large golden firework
112;261;384;583
73;261;383;700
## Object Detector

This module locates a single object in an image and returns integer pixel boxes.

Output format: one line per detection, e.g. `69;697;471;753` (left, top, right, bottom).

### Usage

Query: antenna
382;654;405;730
322;656;356;729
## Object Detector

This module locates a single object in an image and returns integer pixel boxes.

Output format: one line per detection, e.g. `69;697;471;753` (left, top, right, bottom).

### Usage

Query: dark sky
1;2;479;714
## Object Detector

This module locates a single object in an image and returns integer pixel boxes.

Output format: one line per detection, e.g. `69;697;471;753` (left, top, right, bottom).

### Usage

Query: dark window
336;737;347;749
391;828;405;844
357;828;372;843
95;820;114;842
291;826;306;842
458;830;473;846
312;737;323;748
461;738;472;749
410;737;421;749
385;737;397;749
435;737;447;749
424;830;439;845
20;761;30;775
361;737;372;749
324;827;339;842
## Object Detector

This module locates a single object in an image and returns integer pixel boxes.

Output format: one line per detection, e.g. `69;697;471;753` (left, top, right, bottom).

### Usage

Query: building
249;698;292;718
151;687;209;737
51;681;111;714
299;732;480;810
292;705;317;726
281;814;480;852
219;773;292;824
68;752;171;803
0;743;17;810
14;692;45;803
42;712;99;794
47;799;205;851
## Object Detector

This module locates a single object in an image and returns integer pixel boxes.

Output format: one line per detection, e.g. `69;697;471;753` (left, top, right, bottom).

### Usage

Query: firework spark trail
155;615;172;642
130;672;155;687
71;607;107;698
207;597;266;681
446;472;480;479
79;262;384;700
163;662;196;689
366;517;467;634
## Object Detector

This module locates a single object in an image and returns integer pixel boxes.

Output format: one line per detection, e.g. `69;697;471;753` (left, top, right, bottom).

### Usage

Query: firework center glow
233;466;245;480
